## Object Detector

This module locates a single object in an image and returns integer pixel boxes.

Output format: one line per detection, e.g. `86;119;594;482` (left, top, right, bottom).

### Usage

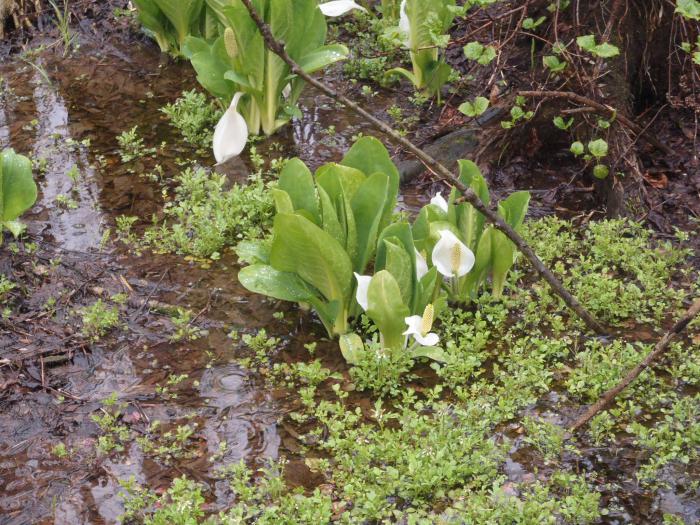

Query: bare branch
570;298;700;432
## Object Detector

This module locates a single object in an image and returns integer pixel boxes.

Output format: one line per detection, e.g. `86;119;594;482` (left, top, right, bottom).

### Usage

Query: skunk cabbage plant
385;0;456;96
238;137;399;338
344;221;445;365
1;149;37;245
184;0;348;161
413;160;530;301
132;0;216;56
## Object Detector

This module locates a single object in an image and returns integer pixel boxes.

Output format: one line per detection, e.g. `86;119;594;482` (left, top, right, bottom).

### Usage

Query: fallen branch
240;0;606;335
518;90;673;156
570;298;700;432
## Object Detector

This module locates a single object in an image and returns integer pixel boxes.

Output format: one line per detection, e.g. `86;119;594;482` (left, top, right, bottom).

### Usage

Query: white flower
318;0;366;17
398;0;410;37
403;304;439;347
431;230;475;278
430;191;448;213
282;83;291;100
354;272;372;311
415;249;429;280
213;92;248;164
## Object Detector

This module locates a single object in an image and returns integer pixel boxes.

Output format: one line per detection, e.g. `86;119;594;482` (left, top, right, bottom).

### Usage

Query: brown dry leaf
643;172;668;189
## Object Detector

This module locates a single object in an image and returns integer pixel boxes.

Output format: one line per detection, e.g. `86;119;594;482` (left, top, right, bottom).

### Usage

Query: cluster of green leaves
523;217;690;325
79;297;123;342
238;136;399;337
131;0;217;56
139;167;275;259
414;160;530;301
184;0;348;136
676;0;700;20
116;126;156;163
385;0;457;97
121;461;333;524
1;148;38;245
161;90;222;149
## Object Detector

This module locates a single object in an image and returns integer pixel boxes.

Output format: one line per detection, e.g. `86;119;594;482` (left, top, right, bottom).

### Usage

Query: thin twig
518;90;673;155
569;299;700;432
239;0;606;335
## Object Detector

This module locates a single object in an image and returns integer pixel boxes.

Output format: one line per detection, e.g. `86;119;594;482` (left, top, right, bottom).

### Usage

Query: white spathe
213;92;248;164
318;0;366;17
354;272;372;311
430;191;448;213
415;249;429;280
432;229;475;278
403;315;439;347
398;0;410;38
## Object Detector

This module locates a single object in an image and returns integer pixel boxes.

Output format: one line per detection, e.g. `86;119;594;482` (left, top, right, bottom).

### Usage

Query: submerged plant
385;0;456;97
184;0;348;162
1;148;38;245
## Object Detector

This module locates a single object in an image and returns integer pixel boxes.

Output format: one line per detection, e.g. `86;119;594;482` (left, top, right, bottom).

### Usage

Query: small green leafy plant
385;0;457;97
1;148;38;245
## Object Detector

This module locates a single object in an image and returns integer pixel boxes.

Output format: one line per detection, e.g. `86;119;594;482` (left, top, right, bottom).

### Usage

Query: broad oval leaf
1;148;37;223
278;158;319;223
339;332;366;366
270;213;352;304
238;263;319;303
366;270;410;351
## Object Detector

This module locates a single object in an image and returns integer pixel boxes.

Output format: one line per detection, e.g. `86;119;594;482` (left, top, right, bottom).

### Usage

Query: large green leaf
318;186;344;246
454;161;490;252
1;149;37;223
152;0;204;46
299;44;349;73
376;222;418;306
238;264;319;303
278;158;319;223
184;36;236;100
341;137;399;229
490;229;515;298
381;238;413;307
500;191;530;230
412;345;447;363
366;271;410;351
315;163;366;204
415;266;440;313
271;189;294;215
351;173;389;272
270;213;352;304
461;226;493;298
